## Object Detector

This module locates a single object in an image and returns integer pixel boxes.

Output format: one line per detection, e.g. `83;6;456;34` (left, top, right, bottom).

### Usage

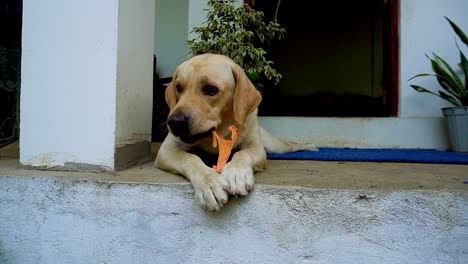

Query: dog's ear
231;63;262;126
165;71;178;109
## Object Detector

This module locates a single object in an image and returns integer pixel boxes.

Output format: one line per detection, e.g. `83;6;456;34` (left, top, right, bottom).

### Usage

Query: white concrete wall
154;0;189;78
115;0;155;146
188;0;209;41
400;0;468;117
259;117;449;150
20;0;118;169
1;177;466;264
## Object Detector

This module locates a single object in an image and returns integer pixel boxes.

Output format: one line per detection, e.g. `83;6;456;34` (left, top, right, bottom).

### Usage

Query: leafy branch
187;0;285;90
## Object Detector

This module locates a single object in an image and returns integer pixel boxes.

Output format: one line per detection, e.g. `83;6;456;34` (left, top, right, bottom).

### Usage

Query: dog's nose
167;113;190;136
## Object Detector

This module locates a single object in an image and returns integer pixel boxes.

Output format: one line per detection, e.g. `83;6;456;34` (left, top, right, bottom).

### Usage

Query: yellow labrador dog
155;53;315;211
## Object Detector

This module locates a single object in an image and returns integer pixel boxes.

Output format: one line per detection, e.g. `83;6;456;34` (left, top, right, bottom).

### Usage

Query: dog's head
164;54;262;144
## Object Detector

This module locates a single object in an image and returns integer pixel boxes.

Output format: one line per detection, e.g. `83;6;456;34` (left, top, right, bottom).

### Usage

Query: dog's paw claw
193;171;229;211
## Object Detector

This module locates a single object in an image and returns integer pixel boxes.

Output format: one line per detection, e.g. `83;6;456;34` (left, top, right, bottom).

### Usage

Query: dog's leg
221;131;267;196
155;136;228;211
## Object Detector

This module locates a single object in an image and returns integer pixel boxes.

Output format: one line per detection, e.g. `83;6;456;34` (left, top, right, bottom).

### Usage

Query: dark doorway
0;0;22;148
252;0;398;117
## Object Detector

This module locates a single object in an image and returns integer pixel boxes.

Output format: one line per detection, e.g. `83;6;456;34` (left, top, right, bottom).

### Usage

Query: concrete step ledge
1;175;467;264
1;159;467;263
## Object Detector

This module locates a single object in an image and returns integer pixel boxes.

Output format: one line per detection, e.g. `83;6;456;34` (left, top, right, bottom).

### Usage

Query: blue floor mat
267;148;468;165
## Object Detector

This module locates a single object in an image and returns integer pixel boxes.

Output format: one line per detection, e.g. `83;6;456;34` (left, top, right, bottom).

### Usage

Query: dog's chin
178;128;214;144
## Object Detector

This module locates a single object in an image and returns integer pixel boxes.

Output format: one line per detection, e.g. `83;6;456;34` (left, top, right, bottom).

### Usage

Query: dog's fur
155;54;315;211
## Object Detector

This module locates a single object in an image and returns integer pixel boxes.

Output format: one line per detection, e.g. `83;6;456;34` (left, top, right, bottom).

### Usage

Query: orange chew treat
212;125;239;173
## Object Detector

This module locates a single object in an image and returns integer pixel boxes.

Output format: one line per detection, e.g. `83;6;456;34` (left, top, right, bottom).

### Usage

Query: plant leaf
410;84;439;95
407;73;435;81
410;85;461;107
427;54;463;97
433;53;463;89
408;73;462;98
459;48;468;98
445;16;468;46
439;91;462;107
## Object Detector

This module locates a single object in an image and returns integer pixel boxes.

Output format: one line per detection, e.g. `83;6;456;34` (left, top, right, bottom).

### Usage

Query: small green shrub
187;0;286;90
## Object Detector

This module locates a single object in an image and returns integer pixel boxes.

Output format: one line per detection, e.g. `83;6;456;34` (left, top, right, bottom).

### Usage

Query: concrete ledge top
1;159;467;191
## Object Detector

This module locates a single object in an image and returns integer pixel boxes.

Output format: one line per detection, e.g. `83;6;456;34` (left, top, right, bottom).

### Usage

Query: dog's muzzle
167;113;213;143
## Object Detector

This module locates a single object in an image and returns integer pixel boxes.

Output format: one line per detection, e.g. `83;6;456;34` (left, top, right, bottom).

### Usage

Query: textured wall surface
1;176;467;264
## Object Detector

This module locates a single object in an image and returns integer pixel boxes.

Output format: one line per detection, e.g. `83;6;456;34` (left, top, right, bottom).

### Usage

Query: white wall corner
20;0;119;170
20;0;155;171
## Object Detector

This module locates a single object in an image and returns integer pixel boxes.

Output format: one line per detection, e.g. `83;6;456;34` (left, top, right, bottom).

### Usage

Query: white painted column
20;0;155;171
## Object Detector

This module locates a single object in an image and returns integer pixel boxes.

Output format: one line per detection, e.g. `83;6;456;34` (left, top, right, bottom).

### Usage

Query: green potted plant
187;0;285;91
409;17;468;152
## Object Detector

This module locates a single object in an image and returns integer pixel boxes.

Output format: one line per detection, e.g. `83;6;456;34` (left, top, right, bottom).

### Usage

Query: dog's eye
202;85;219;96
176;84;183;93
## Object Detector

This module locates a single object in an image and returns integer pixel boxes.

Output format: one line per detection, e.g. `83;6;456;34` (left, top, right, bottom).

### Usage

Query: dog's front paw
192;171;229;212
222;162;254;196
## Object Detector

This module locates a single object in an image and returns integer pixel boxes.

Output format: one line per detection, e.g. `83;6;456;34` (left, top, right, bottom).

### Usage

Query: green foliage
187;0;286;90
409;17;468;107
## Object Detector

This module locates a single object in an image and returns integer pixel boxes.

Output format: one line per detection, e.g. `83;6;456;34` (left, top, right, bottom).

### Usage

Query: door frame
245;0;400;117
389;0;399;116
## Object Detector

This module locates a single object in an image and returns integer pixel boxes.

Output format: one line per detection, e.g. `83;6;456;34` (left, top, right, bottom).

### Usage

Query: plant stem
274;0;282;23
